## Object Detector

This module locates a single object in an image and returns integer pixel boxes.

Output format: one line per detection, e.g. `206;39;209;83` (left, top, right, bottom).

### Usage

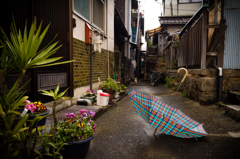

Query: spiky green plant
41;84;71;143
0;17;74;91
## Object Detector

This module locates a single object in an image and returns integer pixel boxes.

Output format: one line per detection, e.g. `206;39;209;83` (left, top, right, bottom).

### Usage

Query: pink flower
93;123;96;132
65;113;70;118
79;109;88;115
82;113;87;118
24;100;30;103
69;113;76;118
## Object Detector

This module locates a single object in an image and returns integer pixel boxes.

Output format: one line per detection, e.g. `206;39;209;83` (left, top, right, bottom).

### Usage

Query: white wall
72;0;114;52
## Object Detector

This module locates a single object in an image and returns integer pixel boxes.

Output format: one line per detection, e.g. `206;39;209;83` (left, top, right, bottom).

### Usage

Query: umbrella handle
177;68;188;83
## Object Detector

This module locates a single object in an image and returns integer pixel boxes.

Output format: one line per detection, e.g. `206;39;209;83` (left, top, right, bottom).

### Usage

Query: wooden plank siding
178;17;202;67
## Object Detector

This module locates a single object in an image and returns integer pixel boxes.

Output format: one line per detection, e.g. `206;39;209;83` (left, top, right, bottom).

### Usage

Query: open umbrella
128;68;208;138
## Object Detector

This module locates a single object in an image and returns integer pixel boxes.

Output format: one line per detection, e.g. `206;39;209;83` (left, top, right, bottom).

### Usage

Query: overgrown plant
100;77;119;93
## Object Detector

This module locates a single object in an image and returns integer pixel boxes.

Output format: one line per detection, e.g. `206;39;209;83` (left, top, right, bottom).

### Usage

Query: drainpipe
127;0;130;58
90;44;95;90
214;57;223;102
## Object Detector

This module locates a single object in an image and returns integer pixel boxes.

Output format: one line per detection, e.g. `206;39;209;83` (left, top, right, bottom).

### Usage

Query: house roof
114;8;130;38
146;26;164;36
159;15;192;26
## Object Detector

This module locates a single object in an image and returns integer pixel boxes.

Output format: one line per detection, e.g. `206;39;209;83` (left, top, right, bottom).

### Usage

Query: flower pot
60;135;94;159
28;109;50;126
81;95;96;104
102;89;114;101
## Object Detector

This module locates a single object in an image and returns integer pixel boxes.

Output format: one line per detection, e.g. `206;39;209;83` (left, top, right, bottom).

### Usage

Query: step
225;105;240;121
229;91;240;105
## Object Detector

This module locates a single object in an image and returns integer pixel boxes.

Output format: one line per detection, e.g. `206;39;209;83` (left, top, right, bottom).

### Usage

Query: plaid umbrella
128;89;208;138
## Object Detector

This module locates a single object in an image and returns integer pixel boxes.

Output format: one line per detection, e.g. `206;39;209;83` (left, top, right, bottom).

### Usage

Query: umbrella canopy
128;89;208;138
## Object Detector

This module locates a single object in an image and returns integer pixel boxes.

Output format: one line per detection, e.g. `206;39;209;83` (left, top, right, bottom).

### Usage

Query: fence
178;7;208;69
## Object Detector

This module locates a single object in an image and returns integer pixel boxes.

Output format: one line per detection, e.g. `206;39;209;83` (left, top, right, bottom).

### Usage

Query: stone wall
174;69;240;105
176;69;218;105
144;55;161;81
222;69;240;101
73;38;114;88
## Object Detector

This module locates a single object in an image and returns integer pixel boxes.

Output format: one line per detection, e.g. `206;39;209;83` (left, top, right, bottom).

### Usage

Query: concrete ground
84;79;240;159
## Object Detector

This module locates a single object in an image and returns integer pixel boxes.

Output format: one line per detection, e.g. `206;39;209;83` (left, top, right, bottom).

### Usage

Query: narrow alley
86;80;240;159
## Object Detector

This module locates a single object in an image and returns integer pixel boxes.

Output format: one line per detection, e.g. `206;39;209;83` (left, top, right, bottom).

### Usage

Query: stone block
225;105;240;121
223;69;240;78
199;92;217;105
199;78;217;92
228;78;240;91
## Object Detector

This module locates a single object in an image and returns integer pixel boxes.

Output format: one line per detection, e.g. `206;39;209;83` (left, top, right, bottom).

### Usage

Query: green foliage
37;122;66;159
120;84;127;89
55;110;96;142
148;40;153;48
165;76;177;90
181;91;187;98
100;77;119;93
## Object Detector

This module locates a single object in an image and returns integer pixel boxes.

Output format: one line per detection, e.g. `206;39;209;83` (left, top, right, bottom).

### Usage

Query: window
74;0;105;31
93;0;104;30
179;0;202;3
74;0;90;20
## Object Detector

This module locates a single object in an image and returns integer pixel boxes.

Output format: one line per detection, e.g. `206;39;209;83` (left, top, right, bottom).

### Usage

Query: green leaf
34;149;43;159
12;114;28;134
55;84;60;97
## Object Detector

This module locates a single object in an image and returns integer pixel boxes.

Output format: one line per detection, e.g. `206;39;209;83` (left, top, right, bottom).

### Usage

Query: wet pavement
85;79;240;159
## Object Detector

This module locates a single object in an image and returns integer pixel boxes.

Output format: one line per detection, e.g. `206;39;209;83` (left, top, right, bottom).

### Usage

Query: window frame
73;0;106;33
178;0;202;4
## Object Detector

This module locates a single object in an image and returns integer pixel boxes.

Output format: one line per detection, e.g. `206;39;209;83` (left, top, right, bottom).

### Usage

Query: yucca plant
0;17;74;91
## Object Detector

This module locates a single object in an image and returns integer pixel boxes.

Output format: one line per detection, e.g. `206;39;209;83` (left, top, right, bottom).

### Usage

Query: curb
93;93;128;120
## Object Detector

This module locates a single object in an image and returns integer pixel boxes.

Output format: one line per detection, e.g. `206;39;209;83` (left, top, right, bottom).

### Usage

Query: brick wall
73;38;114;88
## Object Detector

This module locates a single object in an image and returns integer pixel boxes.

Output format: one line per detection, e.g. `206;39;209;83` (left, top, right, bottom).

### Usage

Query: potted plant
55;109;96;159
23;100;50;126
119;84;127;94
81;89;96;104
100;77;119;101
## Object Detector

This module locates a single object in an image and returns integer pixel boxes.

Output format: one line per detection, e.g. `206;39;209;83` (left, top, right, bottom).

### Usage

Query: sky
139;0;163;51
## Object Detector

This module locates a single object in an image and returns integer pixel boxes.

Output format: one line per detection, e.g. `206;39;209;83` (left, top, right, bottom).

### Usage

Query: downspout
90;44;95;90
127;0;130;58
107;0;109;78
214;57;223;102
135;6;140;44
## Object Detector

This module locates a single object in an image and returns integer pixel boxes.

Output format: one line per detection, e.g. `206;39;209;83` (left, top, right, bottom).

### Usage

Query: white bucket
97;90;103;106
98;92;110;106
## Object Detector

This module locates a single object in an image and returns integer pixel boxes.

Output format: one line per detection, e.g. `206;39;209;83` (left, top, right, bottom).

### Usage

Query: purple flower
86;89;91;92
82;112;87;118
89;110;95;118
69;113;75;118
91;90;95;94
